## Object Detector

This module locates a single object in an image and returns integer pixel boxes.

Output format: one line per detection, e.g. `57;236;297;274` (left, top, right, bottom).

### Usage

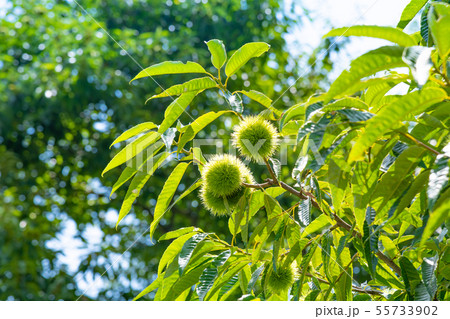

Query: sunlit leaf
420;190;450;248
158;91;199;134
110;122;157;147
398;0;429;29
301;214;331;238
116;151;171;227
225;42;270;77
324;25;416;47
159;227;198;241
158;232;197;275
349;88;447;162
165;260;211;300
325;46;407;103
133;276;163;301
131;61;208;82
322;97;369;111
179;233;208;275
110;167;137;198
146;77;217;101
102;131;161;176
370;146;425;221
235;90;281;116
177;110;232;151
206;39;227;70
149;162;190;239
428;2;450;59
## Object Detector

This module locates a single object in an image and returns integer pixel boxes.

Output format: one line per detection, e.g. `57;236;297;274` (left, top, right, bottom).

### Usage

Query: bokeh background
0;0;412;300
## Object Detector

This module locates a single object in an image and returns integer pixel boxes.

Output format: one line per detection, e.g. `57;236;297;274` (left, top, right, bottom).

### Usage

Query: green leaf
264;194;282;220
427;153;450;210
343;74;410;101
205;39;227;70
116;152;170;227
370;146;426;221
218;274;239;299
397;0;429;29
420;192;450;248
421;3;431;44
102;131;161;176
225;42;270;78
213;250;232;267
194;250;231;301
177;110;231;151
166;179;202;212
158;232;197;275
157;92;199;134
324;25;416;47
422;255;438;298
296;241;318;299
325;46;407;103
131;61;208;82
206;259;249;300
301;214;331;238
349;88;447;162
322;97;368;111
165;260;211;300
298;197;311;227
334;247;353;301
133;276;163;301
389;169;430;222
235;90;281;116
363;218;379;279
116;172;151;227
328;157;349;212
149;162;190;239
146;77;217;101
337;109;373;122
352;139;398;234
178;233;208;275
399;256;431;300
280;96;324;129
110;167;137;198
428;2;450;59
159;227;198;241
110;122;157;147
197;266;219;301
247;265;265;294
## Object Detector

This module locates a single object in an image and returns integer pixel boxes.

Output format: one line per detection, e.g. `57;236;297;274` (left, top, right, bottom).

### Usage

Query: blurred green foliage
0;0;336;300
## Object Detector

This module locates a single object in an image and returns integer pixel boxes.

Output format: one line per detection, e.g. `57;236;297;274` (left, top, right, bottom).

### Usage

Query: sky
286;0;413;79
2;0;415;299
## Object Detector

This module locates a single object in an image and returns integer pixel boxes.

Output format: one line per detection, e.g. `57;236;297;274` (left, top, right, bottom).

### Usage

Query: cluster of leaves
108;0;449;301
0;0;336;300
